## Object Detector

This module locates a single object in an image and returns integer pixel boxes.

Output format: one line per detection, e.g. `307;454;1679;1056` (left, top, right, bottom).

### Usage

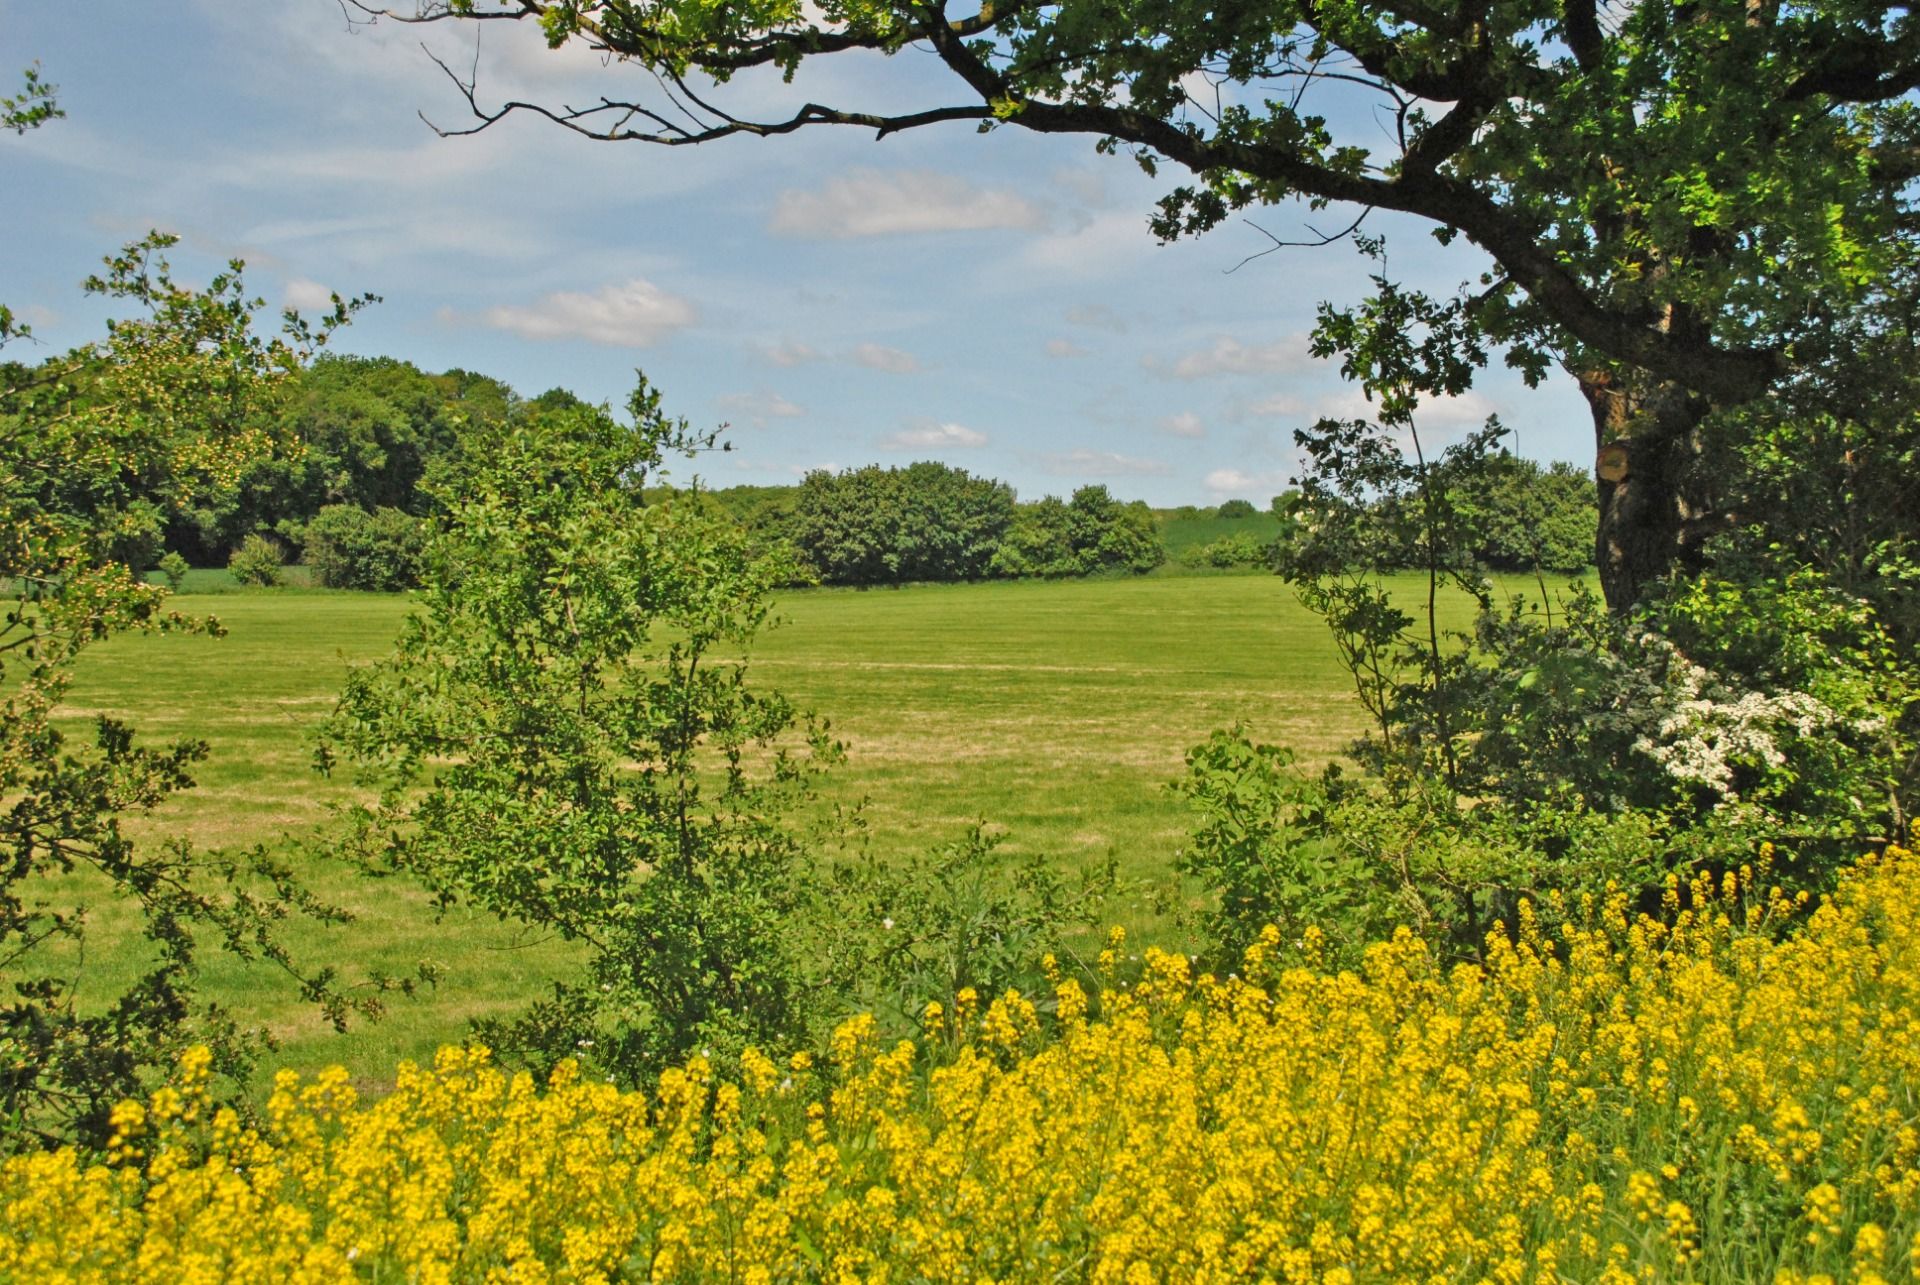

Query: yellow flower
4;849;1917;1282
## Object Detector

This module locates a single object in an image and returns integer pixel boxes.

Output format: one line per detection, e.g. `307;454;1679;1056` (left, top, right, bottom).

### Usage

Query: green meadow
57;570;1545;1085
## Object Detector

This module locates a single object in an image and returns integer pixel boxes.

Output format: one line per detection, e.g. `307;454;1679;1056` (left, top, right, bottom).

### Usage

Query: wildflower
1;849;1914;1282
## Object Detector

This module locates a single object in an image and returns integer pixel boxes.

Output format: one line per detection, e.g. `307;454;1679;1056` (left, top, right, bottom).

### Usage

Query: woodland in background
33;347;1597;590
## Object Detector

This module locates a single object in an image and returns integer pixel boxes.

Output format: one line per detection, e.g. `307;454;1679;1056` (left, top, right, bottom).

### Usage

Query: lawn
54;570;1550;1084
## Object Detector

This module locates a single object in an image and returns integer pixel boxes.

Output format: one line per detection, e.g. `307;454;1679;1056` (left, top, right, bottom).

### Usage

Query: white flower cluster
1629;632;1844;807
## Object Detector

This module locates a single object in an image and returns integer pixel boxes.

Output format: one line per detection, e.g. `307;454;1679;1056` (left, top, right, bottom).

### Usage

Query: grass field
55;570;1543;1085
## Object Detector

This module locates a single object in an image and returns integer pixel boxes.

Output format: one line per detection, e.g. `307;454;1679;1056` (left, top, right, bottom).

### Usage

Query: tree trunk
1578;368;1721;612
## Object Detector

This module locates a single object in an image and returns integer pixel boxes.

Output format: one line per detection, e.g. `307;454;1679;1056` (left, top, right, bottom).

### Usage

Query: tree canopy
352;0;1920;610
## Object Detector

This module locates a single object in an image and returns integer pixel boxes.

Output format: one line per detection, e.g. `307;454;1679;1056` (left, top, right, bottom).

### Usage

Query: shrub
989;495;1077;577
155;551;189;592
992;488;1164;578
790;462;1014;584
1181;531;1272;569
11;848;1918;1281
226;534;284;587
301;504;426;590
320;385;840;1079
824;825;1118;1025
1067;485;1164;574
1215;497;1257;519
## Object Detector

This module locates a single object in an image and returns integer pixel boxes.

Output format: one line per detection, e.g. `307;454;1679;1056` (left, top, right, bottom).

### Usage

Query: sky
1;0;1593;504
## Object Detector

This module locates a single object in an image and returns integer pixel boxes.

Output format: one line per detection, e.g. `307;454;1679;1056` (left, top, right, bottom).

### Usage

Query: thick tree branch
1562;0;1607;71
376;0;1785;403
1005;98;1781;402
1784;22;1920;100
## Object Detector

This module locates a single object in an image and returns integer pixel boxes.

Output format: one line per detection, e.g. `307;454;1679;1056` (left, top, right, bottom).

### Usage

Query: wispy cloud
1159;411;1205;439
1237;391;1307;419
1151;334;1312;379
477;279;696;347
770;169;1046;239
1043;448;1168;477
1204;467;1292;497
762;340;822;367
717;390;805;426
1045;337;1089;359
850;342;921;374
880;420;988;450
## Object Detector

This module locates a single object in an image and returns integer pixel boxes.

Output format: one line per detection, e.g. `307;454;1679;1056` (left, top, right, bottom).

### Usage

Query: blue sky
2;0;1591;503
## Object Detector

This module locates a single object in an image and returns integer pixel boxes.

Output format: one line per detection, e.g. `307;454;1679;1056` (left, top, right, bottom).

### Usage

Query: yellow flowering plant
7;848;1916;1282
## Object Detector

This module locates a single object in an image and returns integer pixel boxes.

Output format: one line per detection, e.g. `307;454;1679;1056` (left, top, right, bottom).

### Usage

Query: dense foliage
754;467;1166;585
7;848;1916;1281
788;461;1015;585
163;355;517;566
318;384;846;1076
1194;405;1918;967
989;486;1163;579
300;504;427;591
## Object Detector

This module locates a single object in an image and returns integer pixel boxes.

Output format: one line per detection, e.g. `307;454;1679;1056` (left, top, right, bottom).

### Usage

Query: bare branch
1227;208;1376;274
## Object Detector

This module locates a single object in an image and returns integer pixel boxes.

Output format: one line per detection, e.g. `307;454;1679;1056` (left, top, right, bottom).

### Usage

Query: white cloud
1160;411;1205;439
1066;304;1128;333
1204;467;1293;497
479;279;696;347
716;390;805;425
1044;449;1169;477
1154;334;1313;379
1045;338;1089;359
769;169;1046;239
1239;391;1307;418
850;342;921;374
880;421;988;450
1017;209;1151;276
763;340;822;366
284;277;336;311
1309;387;1502;429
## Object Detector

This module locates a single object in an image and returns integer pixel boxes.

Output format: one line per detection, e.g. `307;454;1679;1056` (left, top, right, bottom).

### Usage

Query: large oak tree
352;0;1920;609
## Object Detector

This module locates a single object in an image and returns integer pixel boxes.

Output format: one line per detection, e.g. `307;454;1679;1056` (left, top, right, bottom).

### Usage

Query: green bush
156;551;189;592
1172;728;1669;968
1181;531;1272;569
302;504;426;591
824;825;1118;1026
790;462;1014;585
227;534;284;587
320;384;841;1080
1215;498;1257;519
990;487;1162;578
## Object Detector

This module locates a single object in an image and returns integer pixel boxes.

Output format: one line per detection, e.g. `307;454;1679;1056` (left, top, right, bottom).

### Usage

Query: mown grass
53;571;1558;1085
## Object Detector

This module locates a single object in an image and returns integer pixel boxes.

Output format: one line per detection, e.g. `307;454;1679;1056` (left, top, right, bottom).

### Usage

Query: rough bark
1579;368;1720;612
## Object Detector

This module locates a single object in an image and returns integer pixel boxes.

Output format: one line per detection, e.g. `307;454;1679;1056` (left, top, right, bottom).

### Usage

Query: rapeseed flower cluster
5;849;1919;1282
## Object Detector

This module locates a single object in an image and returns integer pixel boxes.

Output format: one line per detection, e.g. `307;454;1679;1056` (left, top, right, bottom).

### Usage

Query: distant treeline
1282;455;1596;576
694;466;1164;585
63;353;1592;589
